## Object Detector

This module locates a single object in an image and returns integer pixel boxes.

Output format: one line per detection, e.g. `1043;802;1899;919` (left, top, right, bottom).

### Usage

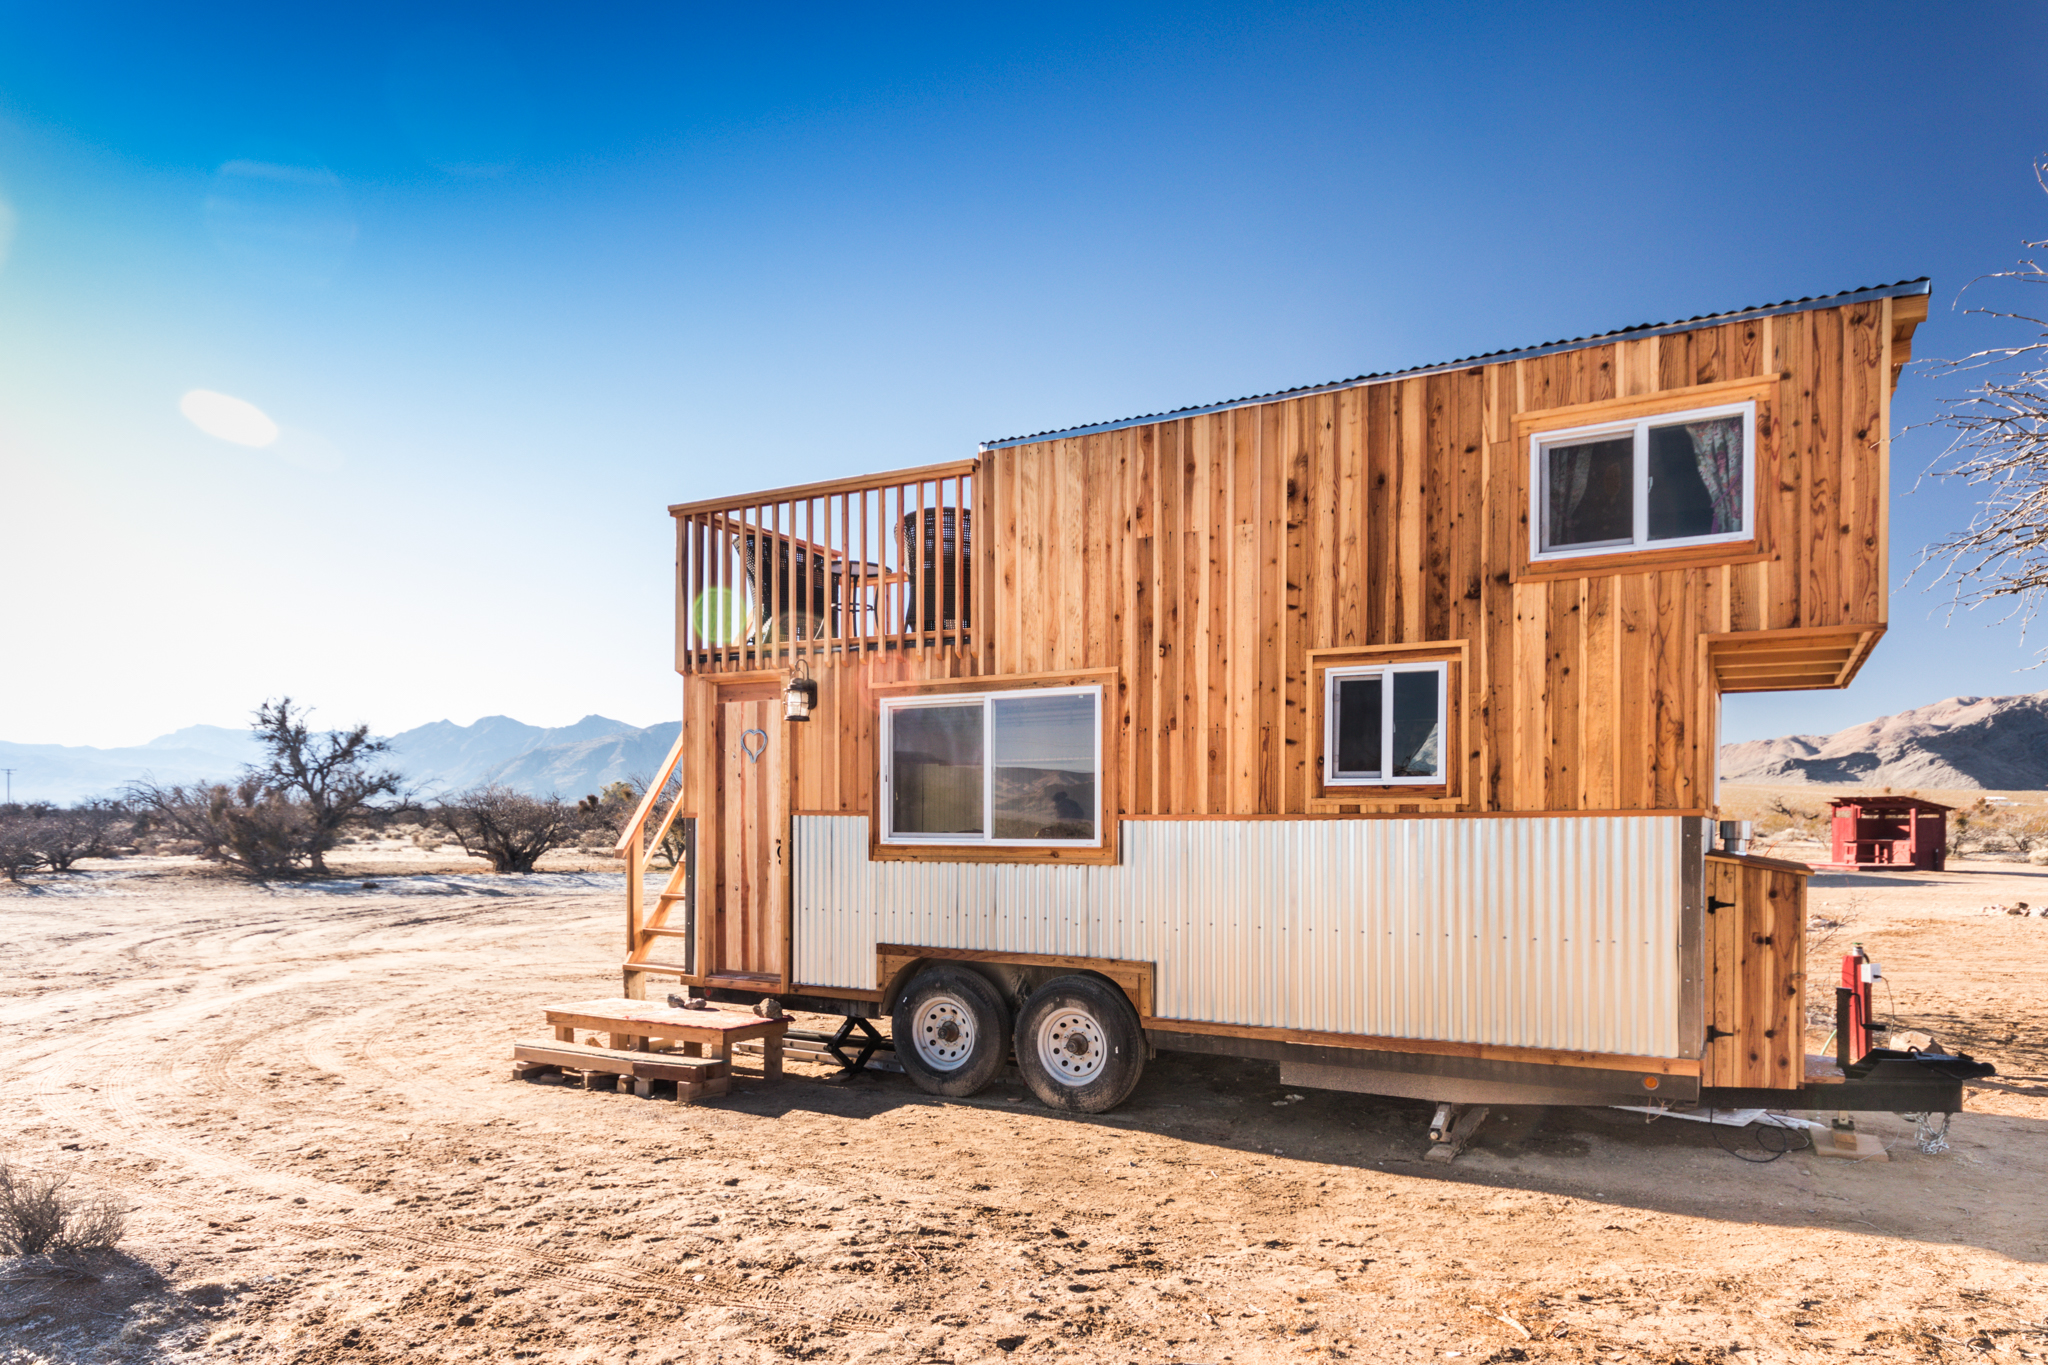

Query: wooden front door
1701;854;1807;1089
708;686;787;988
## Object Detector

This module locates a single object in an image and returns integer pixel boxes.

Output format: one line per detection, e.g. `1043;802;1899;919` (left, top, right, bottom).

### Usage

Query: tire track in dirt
273;1217;889;1331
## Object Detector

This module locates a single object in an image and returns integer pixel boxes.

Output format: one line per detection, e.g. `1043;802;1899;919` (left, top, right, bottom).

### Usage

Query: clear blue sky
2;3;2045;748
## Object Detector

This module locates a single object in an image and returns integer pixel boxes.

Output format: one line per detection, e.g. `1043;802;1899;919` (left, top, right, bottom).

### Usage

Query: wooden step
637;926;692;940
515;1040;729;1085
515;1038;727;1078
513;1040;730;1104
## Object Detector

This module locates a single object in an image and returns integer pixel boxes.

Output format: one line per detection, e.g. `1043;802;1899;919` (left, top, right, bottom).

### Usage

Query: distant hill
385;715;677;797
0;728;267;806
2;714;679;806
1720;691;2048;790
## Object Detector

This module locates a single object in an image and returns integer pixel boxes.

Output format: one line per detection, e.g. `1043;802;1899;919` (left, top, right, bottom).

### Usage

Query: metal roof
980;278;1931;450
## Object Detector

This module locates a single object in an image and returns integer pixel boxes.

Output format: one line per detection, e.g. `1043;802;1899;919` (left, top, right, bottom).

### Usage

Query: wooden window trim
1511;375;1779;582
869;668;1121;866
1306;642;1469;811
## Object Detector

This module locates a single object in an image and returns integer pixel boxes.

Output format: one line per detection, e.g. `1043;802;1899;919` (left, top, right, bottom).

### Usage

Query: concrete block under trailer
667;813;1986;1118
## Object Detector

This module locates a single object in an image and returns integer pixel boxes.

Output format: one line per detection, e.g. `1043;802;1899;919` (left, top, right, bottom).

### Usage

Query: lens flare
180;390;280;447
690;587;748;647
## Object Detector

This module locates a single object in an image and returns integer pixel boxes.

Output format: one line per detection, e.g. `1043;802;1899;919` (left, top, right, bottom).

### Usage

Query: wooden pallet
514;1039;731;1104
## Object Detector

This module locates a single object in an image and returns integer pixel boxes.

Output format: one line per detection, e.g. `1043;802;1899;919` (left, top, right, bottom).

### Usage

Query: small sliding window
1533;400;1754;560
881;685;1102;847
1323;662;1446;787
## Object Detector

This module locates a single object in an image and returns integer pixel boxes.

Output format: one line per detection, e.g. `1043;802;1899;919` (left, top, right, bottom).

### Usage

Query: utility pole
1;768;14;805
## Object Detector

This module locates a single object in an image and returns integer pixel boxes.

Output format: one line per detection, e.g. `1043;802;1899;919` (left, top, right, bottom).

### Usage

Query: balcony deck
670;459;980;673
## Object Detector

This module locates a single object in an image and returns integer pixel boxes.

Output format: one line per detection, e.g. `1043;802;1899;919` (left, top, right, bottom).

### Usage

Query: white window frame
879;684;1103;847
1530;399;1755;562
1322;662;1448;788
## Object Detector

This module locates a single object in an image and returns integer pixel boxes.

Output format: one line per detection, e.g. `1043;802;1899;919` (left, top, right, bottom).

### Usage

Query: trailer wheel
892;965;1011;1097
1016;974;1145;1113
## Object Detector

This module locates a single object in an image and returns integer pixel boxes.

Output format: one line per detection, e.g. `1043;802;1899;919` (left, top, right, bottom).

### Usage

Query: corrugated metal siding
793;815;1684;1057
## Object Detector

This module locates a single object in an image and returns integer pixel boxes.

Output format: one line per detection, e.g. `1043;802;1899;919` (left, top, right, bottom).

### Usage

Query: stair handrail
614;728;690;857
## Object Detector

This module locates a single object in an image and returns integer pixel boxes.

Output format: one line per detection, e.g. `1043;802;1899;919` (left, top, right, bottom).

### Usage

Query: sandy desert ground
2;840;2046;1365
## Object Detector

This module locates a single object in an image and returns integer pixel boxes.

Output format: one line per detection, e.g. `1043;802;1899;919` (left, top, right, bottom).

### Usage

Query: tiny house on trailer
616;278;1983;1123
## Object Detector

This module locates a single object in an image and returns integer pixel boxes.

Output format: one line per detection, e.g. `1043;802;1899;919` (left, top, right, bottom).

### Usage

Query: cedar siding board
677;297;1910;822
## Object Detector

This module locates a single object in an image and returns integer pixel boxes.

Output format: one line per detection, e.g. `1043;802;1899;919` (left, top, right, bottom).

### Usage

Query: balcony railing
670;459;979;671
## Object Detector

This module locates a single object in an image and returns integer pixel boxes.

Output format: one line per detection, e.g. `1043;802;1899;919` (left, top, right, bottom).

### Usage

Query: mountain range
15;686;2048;807
1718;690;2048;791
0;715;680;806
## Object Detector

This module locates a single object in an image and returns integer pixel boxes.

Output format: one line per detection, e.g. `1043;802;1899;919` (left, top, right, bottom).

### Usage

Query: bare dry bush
1754;795;1828;854
600;775;687;867
0;1161;126;1256
0;802;135;880
125;698;407;879
1950;799;2048;859
0;819;40;882
1916;162;2048;646
433;785;582;873
30;802;132;872
1805;896;1863;1035
127;776;318;880
249;698;404;872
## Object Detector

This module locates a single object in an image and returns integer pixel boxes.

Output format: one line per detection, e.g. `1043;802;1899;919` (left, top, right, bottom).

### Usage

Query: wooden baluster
950;474;963;652
684;511;700;671
921;478;929;654
800;494;813;653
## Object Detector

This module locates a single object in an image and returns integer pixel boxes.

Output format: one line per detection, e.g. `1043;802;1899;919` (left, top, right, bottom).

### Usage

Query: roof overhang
1706;624;1885;694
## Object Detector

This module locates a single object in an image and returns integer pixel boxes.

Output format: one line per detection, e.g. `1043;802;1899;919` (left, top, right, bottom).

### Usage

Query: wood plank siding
677;295;1918;822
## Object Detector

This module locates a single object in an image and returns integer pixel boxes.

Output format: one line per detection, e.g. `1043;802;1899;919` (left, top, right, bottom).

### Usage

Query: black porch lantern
784;659;818;722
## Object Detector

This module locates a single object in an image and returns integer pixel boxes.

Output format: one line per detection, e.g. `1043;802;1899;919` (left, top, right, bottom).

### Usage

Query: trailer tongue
1698;945;1995;1113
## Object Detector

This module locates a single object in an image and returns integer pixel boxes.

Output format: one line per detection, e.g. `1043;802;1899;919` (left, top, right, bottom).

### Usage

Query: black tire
891;964;1012;1097
1015;974;1145;1113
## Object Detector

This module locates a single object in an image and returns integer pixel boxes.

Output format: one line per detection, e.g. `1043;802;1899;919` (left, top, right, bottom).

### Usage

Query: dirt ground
3;847;2046;1365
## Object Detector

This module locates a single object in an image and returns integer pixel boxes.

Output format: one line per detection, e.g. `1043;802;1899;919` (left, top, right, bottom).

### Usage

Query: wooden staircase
617;730;694;1001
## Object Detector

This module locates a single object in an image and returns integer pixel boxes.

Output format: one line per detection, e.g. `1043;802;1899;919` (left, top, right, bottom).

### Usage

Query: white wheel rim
1035;1006;1108;1086
911;993;977;1071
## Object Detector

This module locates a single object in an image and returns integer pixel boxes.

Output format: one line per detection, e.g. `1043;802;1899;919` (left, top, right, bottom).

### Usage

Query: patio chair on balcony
898;506;971;633
739;532;836;641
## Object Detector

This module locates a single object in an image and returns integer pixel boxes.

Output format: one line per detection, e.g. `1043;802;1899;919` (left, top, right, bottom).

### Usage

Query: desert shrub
597;775;689;867
1950;800;2048;859
126;698;407;879
28;802;132;872
0;802;134;879
1752;795;1827;849
0;1162;125;1255
433;785;581;873
127;776;318;880
247;698;404;872
0;819;40;882
1805;897;1863;1033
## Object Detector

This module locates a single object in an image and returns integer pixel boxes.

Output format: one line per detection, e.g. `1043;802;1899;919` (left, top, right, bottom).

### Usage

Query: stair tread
514;1039;730;1081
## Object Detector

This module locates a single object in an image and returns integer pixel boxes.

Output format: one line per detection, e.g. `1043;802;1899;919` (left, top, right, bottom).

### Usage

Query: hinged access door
702;682;789;990
1701;853;1808;1088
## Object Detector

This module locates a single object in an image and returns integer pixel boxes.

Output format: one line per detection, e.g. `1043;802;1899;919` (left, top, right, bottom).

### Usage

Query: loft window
881;686;1101;846
1323;663;1445;787
1534;400;1753;559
